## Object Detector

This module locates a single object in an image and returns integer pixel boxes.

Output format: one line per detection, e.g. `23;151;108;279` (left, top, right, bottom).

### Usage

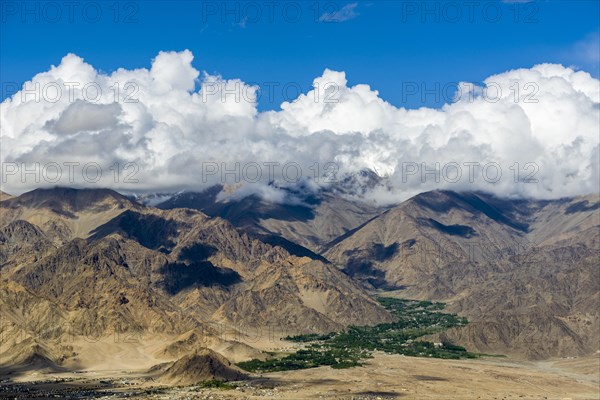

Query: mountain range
0;186;598;375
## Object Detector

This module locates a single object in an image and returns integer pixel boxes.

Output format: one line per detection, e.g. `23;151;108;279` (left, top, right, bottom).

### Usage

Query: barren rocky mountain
0;188;392;374
0;187;142;244
159;186;600;360
324;190;600;359
1;185;598;381
156;183;383;256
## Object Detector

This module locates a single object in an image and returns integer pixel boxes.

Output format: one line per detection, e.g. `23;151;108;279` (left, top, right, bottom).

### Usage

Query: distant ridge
0;187;140;213
0;190;14;201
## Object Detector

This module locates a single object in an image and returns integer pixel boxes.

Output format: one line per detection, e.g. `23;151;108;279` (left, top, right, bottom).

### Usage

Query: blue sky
1;0;599;110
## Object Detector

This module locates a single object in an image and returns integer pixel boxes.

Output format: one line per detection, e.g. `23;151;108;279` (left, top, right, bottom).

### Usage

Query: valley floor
1;353;598;399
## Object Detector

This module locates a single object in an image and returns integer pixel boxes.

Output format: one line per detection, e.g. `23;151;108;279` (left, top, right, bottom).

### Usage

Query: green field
237;297;478;373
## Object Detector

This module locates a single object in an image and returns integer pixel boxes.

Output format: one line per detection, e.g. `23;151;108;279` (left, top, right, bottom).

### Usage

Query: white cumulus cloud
1;50;598;204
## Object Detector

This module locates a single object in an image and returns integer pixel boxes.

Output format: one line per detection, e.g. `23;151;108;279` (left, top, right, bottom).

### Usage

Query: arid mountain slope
1;187;597;367
0;188;393;372
0;190;13;201
0;187;142;243
157;185;383;255
325;190;600;359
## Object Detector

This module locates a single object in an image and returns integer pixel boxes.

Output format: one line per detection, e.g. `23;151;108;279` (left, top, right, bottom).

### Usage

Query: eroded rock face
157;185;384;255
1;186;598;368
0;187;393;371
324;190;600;359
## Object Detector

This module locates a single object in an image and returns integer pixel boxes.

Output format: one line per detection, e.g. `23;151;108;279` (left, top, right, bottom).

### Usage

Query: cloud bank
1;50;598;204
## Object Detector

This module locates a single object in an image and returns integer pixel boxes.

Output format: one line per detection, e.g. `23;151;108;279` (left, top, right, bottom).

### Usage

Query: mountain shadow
413;191;530;232
341;243;403;290
158;187;327;261
159;243;241;295
89;211;180;253
565;200;600;214
161;192;317;226
253;233;329;262
418;218;476;238
158;261;241;295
